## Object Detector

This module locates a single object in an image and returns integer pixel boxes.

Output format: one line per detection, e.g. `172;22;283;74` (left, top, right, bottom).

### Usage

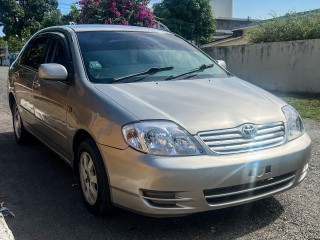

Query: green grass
273;92;320;121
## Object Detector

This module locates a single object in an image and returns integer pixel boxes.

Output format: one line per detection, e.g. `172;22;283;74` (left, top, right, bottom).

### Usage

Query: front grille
204;172;295;206
198;122;285;155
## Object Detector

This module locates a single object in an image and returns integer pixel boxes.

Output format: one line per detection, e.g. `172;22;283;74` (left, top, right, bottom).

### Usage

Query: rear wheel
12;103;30;144
77;139;114;216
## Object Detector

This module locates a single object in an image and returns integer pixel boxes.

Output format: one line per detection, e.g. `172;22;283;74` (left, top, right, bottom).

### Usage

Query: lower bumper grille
140;190;192;209
204;172;296;206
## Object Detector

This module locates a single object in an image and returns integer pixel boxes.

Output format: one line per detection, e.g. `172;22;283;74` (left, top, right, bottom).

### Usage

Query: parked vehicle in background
9;52;19;65
0;46;10;66
7;25;311;217
0;49;18;66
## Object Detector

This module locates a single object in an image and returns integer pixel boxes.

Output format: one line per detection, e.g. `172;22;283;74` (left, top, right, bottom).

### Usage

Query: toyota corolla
8;25;311;217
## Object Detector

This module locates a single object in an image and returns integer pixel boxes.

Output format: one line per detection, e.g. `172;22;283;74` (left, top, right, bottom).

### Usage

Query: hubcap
79;152;98;205
13;106;22;139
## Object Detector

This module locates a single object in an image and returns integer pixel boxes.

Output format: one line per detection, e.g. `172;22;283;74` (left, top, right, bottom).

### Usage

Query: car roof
62;24;171;34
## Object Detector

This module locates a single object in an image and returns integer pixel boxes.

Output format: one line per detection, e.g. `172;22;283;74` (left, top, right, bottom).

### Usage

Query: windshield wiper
112;66;174;83
165;64;214;81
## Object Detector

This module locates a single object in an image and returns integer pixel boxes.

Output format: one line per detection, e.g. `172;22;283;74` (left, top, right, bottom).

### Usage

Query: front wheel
12;103;30;144
77;139;115;216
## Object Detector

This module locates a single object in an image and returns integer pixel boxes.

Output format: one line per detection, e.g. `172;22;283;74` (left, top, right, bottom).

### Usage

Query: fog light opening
141;190;178;208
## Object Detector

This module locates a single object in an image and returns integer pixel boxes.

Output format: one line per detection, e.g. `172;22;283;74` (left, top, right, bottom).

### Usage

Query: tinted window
49;39;68;69
77;31;229;83
21;36;48;70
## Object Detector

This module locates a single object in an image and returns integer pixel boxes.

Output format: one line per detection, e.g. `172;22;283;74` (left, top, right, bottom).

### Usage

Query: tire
77;139;115;216
12;103;30;144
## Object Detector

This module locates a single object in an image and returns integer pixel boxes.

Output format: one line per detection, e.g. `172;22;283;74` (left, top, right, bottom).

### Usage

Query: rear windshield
76;31;229;83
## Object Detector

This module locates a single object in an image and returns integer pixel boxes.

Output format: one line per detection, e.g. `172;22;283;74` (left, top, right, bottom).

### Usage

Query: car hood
95;77;287;134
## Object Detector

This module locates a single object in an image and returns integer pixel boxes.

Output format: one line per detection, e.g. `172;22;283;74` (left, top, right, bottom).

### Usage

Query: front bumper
98;133;311;217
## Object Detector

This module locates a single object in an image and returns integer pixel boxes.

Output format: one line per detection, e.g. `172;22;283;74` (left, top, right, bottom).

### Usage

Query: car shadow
0;131;284;240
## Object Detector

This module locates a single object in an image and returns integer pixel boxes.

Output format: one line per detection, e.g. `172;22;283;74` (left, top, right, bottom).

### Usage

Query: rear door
32;32;73;160
13;35;49;128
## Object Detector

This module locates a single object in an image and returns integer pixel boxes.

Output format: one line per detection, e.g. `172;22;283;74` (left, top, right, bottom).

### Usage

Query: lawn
273;92;320;121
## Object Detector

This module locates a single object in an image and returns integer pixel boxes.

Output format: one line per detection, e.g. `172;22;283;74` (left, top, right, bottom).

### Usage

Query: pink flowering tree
78;0;155;28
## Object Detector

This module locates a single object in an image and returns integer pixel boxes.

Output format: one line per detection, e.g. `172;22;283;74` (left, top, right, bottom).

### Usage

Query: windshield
76;31;229;83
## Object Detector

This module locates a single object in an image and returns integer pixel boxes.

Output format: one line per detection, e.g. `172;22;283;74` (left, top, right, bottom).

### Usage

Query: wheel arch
72;129;111;179
72;129;94;172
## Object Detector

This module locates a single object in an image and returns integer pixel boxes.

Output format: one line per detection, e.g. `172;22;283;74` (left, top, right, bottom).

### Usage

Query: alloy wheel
79;152;98;205
13;105;22;139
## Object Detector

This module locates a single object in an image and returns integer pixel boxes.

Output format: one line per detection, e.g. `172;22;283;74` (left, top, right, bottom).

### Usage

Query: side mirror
217;60;227;70
38;63;68;80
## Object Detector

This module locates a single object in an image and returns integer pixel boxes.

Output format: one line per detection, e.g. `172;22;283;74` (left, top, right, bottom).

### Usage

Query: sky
1;0;320;36
233;0;320;19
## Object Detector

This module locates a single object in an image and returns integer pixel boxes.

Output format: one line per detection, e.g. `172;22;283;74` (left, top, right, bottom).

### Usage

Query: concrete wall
215;18;257;31
211;0;233;18
203;39;320;93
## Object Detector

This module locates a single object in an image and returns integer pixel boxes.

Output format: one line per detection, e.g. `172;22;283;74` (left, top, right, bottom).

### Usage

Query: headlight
122;121;204;156
282;105;304;141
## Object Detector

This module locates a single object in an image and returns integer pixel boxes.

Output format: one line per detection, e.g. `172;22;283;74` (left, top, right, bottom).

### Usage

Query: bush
78;0;155;28
248;11;320;43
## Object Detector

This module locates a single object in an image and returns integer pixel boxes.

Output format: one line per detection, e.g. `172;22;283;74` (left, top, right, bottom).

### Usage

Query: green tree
153;0;215;44
7;36;25;52
0;0;58;39
0;37;7;48
61;4;80;25
3;27;31;52
248;11;320;43
0;37;7;65
42;9;63;28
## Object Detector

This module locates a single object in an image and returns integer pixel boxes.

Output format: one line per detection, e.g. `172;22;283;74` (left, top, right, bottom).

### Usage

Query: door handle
33;81;40;88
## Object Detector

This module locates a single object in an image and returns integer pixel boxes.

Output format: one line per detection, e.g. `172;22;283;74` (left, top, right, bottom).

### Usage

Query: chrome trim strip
141;196;193;202
207;181;294;207
205;175;295;199
204;133;284;146
212;137;284;151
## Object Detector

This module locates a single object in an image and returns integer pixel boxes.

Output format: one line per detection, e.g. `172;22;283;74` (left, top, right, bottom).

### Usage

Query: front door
32;33;73;160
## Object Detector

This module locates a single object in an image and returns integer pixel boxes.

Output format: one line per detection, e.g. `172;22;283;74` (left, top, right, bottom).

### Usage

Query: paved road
0;67;319;240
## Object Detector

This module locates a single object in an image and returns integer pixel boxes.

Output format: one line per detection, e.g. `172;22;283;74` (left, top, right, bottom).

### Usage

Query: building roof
215;17;260;21
201;36;242;48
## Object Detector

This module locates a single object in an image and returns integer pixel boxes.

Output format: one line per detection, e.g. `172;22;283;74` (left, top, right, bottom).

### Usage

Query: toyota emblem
241;124;257;139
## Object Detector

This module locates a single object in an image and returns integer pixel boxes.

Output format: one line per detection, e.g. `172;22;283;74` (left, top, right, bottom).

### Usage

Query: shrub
248;11;320;43
78;0;155;28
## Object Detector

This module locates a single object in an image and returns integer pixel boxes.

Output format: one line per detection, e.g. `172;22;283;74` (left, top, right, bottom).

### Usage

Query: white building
211;0;233;19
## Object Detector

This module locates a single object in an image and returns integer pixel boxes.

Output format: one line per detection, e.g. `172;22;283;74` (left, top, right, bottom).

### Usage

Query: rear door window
21;36;49;70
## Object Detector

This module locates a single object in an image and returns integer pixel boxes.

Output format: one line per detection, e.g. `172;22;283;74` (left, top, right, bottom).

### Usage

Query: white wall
203;39;320;93
211;0;233;18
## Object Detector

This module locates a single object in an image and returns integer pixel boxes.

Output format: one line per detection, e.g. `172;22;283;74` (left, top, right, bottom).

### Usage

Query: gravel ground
0;67;319;240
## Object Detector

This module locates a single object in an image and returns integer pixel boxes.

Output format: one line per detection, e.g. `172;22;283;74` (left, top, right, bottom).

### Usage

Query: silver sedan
8;25;311;217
